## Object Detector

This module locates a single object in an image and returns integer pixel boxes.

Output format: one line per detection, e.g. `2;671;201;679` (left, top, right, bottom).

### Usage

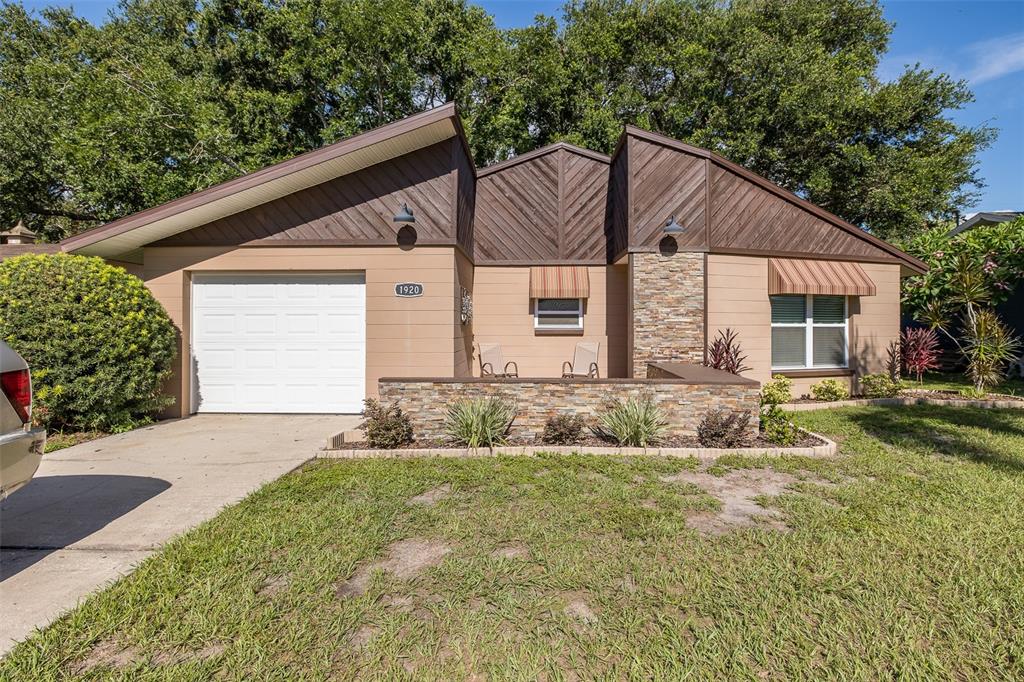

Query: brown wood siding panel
473;153;559;261
629;138;707;250
454;139;475;254
563;152;611;261
155;142;455;246
708;164;896;261
607;144;629;258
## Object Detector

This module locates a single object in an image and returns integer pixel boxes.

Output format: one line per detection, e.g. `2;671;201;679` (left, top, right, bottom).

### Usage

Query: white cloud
966;32;1024;84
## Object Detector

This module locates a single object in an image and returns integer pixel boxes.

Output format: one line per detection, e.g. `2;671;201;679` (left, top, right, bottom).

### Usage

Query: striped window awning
768;258;876;297
529;266;591;299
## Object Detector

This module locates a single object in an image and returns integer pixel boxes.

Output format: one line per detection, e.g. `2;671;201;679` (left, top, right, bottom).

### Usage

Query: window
771;295;847;369
534;298;583;331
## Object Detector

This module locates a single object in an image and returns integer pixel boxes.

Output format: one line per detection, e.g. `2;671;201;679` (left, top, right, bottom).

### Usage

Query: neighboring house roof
950;211;1023;236
0;243;62;260
60;105;925;273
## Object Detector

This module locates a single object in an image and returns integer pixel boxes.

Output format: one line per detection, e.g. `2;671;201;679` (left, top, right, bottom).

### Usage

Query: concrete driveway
0;414;358;655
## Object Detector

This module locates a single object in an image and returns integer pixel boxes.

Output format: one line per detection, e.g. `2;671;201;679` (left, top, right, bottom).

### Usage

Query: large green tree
0;0;994;242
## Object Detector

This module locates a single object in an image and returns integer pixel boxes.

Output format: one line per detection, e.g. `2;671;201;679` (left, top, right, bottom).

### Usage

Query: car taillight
1;369;31;424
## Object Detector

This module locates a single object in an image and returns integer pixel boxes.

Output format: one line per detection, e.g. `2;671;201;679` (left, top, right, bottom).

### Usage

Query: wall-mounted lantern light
393;202;416;223
663;215;684;234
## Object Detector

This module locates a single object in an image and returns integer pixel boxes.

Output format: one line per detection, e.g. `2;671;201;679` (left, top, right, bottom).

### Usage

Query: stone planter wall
378;376;760;441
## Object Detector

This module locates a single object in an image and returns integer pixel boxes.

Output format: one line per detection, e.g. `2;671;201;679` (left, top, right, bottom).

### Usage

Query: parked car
1;340;46;499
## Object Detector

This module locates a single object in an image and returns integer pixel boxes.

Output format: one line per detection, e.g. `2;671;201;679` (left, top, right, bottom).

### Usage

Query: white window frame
533;298;584;331
771;294;848;370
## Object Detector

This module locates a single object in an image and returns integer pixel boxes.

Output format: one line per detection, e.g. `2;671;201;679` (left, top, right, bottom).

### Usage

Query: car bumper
0;427;46;499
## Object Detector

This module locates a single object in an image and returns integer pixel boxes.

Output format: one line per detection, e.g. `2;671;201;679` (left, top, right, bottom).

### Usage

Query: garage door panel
192;273;365;414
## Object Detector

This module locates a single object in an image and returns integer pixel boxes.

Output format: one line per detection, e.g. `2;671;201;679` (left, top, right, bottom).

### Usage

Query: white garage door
191;273;365;413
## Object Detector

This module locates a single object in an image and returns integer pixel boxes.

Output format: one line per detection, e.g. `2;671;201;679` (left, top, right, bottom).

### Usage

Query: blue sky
17;0;1024;211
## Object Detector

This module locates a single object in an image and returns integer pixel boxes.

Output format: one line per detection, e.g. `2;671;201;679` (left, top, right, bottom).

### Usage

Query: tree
1;0;994;243
901;216;1024;391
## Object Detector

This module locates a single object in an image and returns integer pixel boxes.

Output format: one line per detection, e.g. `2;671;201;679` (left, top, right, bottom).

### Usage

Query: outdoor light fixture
393;202;416;223
663;215;684;234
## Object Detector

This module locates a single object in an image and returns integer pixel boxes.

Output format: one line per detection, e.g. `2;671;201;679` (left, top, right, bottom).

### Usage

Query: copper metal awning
768;258;876;296
529;266;591;298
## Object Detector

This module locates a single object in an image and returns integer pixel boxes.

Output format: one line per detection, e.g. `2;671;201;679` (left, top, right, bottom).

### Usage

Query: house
61;104;926;417
0;221;62;261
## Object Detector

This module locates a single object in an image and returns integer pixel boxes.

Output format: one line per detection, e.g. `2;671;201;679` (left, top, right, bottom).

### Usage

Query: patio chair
562;342;600;378
478;343;519;378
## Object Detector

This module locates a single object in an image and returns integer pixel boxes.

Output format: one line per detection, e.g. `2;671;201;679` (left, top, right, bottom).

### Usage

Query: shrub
704;328;752;375
361;399;413;449
697;409;753;448
542;414;586;445
860;373;903;399
964;309;1021;392
886;339;902;382
760;405;799;446
0;254;177;431
596;394;667;447
444;398;516;448
760;374;793;406
901;327;940;383
810;379;849;402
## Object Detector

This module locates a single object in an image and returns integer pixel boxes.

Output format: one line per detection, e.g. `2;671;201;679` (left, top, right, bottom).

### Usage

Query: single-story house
61;103;926;418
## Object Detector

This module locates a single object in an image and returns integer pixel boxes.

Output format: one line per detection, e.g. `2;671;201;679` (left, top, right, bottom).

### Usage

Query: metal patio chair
478;343;519;378
562;342;600;378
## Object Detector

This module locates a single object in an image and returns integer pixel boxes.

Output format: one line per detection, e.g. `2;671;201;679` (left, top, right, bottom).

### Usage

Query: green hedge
0;253;177;431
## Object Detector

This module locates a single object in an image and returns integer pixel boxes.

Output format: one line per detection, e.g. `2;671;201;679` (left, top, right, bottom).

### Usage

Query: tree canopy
0;0;995;242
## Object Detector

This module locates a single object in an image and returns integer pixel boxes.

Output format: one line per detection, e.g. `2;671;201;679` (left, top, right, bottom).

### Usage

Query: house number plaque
394;282;424;297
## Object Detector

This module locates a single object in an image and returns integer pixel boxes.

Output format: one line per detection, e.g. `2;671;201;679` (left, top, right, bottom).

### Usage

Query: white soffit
73;118;457;262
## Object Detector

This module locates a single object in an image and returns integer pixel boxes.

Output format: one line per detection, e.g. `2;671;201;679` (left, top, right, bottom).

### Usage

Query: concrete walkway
0;414;359;655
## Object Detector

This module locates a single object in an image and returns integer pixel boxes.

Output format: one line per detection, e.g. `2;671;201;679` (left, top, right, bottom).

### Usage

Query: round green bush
0;253;177;431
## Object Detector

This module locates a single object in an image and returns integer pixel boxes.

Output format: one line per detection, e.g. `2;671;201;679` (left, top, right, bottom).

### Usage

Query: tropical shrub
886;339;902;382
541;414;586;445
760;374;793;406
444;398;516;448
596;394;667;447
860;373;902;399
697;409;752;448
901;327;941;383
810;379;849;402
361;399;413;449
704;328;751;375
0;254;177;431
760;406;799;446
964;309;1021;392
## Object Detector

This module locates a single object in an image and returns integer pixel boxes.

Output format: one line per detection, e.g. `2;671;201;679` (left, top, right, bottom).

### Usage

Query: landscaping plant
759;375;798;446
902;218;1024;391
811;379;849;402
704;328;751;375
541;414;586;445
444;398;516;448
0;254;177;431
900;327;941;383
596;394;667;447
361;399;413;449
963;309;1021;394
886;339;902;383
860;373;903;399
697;409;753;448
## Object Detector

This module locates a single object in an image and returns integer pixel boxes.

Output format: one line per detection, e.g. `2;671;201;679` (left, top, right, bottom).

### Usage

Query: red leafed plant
901;327;941;383
705;328;752;375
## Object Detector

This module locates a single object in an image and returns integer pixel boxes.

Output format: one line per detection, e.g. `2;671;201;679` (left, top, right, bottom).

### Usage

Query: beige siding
143;245;458;417
472;265;629;378
707;255;902;396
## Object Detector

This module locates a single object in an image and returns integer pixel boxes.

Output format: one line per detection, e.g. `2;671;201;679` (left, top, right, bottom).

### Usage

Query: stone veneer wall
631;251;705;377
379;378;760;441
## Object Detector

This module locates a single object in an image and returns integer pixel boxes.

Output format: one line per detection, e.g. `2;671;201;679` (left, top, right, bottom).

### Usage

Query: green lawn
3;405;1023;680
914;371;1024;396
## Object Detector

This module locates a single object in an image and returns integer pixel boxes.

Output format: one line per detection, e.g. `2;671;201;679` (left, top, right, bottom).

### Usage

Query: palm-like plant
444;398;516;448
596;394;668;447
964;310;1021;392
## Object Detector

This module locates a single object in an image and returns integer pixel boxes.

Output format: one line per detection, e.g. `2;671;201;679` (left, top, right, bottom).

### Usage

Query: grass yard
914;371;1024;396
2;405;1023;680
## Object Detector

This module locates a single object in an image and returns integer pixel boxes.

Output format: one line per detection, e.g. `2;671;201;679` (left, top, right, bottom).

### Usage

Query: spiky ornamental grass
597;394;668;447
443;397;516;448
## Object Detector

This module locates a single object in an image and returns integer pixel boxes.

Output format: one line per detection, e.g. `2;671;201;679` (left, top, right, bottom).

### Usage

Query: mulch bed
342;431;823;451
